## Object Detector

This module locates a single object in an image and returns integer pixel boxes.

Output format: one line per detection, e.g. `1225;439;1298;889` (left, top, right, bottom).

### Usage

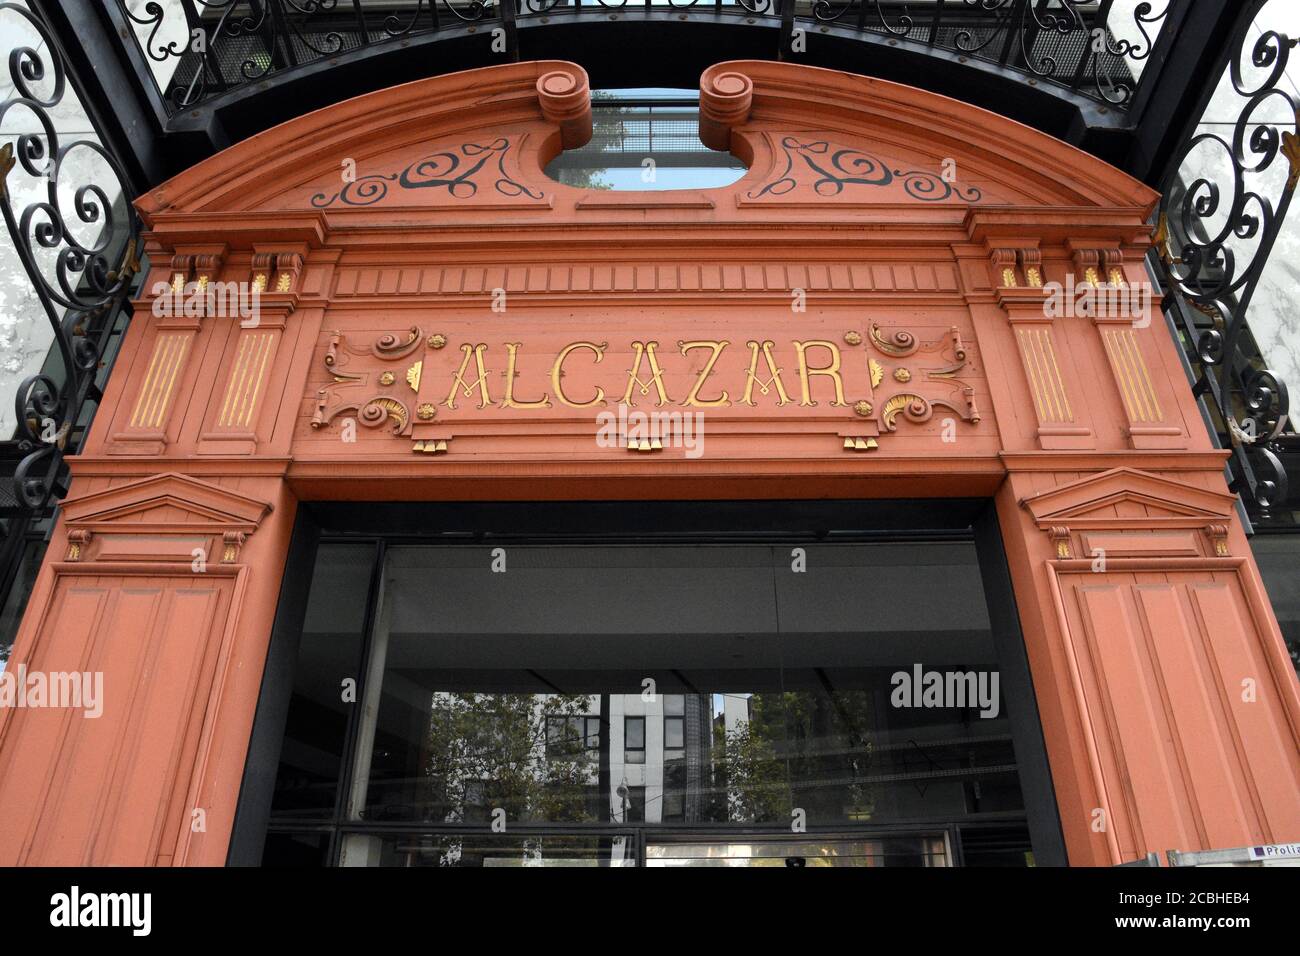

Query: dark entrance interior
232;499;1066;867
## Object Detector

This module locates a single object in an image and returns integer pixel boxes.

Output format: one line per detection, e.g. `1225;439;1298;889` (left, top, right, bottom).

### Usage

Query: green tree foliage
424;692;597;823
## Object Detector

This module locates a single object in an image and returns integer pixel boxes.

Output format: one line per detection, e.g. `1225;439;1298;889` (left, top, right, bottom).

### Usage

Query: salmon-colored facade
0;59;1296;866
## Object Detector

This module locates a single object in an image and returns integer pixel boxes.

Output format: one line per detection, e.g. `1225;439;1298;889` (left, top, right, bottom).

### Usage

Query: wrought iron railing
0;2;142;595
1154;3;1295;521
119;0;1177;115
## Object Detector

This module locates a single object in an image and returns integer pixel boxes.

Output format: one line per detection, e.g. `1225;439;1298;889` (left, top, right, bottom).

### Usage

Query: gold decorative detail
1108;268;1126;287
171;272;185;293
275;273;292;292
413;439;449;454
111;238;141;286
843;437;878;452
428;333;447;349
869;324;918;357
880;393;929;431
893;367;911;383
196;274;210;291
1284;120;1300;192
853;400;873;417
1026;267;1043;288
0;143;14;200
417;403;437;420
1151;213;1183;266
358;396;409;433
1001;267;1017;288
843;330;863;346
1102;327;1162;423
379;371;396;386
869;358;884;389
627;438;664;453
1083;266;1101;286
1016;327;1073;424
1049;527;1072;559
130;333;191;429
1207;525;1230;557
217;331;275;429
252;273;268;292
1056;539;1071;559
407;361;422;392
65;530;92;562
219;532;246;563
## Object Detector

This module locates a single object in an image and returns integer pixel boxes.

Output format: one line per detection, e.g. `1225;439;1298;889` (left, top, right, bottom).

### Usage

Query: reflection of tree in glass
550;91;624;191
719;690;876;824
423;692;596;825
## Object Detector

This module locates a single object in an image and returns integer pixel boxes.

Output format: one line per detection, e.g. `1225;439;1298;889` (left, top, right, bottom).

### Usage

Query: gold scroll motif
870;325;981;433
217;331;275;429
311;328;421;435
130;333;191;430
869;323;919;357
1101;327;1163;423
1016;326;1073;424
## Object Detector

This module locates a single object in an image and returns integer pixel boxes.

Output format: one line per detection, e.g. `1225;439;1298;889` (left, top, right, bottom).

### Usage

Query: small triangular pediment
61;473;272;533
1022;467;1237;529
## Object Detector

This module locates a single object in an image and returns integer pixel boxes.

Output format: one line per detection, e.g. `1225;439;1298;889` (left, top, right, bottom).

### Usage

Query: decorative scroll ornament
1156;11;1294;516
359;396;410;434
880;394;932;431
870;323;919;357
874;327;981;432
312;328;424;436
749;137;982;202
311;139;544;207
0;3;141;513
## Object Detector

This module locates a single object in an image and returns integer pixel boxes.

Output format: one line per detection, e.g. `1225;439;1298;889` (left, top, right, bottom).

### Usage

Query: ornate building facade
0;1;1297;869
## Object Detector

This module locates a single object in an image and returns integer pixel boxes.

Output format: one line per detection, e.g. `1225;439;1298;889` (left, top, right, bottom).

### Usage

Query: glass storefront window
268;543;375;822
351;543;1021;828
341;833;638;868
264;533;1047;866
1252;535;1300;679
645;834;950;868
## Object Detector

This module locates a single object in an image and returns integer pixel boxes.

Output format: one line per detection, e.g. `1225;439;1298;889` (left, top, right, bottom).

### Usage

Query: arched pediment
135;59;1157;227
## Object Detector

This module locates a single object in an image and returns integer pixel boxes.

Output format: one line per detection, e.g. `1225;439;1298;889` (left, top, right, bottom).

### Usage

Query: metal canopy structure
41;1;1240;188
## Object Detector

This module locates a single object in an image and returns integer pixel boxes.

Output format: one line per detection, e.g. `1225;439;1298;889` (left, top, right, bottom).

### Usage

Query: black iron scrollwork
122;0;496;111
0;3;141;516
115;0;1174;115
808;0;1171;107
311;139;544;207
748;137;982;203
1156;12;1295;516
